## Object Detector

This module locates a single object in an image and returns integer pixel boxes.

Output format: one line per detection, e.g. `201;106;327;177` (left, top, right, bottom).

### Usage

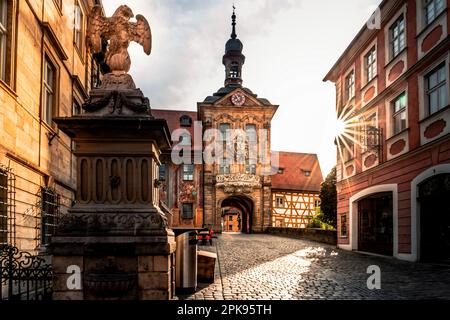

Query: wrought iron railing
0;245;53;300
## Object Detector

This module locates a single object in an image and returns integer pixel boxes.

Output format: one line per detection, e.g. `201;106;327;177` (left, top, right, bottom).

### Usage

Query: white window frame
425;62;448;116
392;92;408;135
365;46;377;83
390;14;406;60
344;70;355;101
424;0;445;26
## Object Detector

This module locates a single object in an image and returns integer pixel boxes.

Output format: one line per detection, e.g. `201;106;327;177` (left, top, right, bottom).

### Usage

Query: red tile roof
271;152;323;192
152;109;198;137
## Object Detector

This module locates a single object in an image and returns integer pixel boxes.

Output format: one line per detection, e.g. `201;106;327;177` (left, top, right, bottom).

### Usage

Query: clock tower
198;8;278;234
223;8;245;87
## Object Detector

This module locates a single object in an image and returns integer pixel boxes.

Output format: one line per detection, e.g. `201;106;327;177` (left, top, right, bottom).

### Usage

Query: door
419;174;450;263
358;192;393;256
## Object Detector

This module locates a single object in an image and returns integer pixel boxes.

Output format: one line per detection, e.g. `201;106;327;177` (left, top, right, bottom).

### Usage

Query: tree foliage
319;166;337;228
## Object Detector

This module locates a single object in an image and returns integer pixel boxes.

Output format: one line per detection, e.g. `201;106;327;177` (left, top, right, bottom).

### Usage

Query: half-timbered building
271;153;323;228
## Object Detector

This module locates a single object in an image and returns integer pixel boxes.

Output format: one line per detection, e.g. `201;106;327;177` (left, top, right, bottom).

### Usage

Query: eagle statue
88;5;152;74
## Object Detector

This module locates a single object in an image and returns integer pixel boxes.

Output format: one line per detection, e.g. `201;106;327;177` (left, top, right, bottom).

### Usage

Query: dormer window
303;170;312;177
180;115;192;127
277;168;285;174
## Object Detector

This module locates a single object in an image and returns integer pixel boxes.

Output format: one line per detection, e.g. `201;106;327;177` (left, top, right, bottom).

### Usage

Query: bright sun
334;118;347;138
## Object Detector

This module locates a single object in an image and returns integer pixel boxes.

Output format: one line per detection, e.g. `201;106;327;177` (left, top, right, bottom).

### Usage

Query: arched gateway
221;195;254;234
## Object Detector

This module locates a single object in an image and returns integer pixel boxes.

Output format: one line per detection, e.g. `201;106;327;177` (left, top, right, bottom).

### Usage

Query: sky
102;0;382;177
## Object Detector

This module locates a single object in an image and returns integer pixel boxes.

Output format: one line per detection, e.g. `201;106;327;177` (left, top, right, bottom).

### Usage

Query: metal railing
0;245;53;300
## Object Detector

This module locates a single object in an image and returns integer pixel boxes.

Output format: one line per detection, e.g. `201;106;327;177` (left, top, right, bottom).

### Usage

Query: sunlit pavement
179;233;450;300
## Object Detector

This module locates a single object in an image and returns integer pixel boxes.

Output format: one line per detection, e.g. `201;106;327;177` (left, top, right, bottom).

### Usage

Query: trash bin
175;231;198;293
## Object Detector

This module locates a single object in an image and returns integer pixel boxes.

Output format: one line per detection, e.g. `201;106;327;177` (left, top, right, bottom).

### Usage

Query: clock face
231;92;246;106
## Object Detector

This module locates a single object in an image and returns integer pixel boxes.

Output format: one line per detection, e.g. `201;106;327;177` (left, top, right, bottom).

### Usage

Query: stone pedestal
51;87;175;300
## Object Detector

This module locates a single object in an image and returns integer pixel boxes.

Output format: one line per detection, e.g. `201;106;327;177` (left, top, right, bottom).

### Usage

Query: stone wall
0;0;98;253
266;227;337;246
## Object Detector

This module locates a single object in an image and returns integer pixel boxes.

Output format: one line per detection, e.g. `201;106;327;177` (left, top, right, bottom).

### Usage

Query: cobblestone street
180;234;450;300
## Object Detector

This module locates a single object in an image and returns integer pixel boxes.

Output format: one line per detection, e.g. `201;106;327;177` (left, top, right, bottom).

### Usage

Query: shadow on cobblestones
178;234;450;301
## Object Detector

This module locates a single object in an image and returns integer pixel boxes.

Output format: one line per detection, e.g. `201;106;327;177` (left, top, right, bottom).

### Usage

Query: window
179;132;192;146
276;196;284;208
246;124;257;143
0;168;7;245
0;0;9;82
219;158;230;175
426;63;447;115
182;203;194;219
245;124;257;175
340;214;348;238
365;47;377;83
246;163;256;175
91;57;101;89
425;0;445;26
390;15;406;59
277;168;285;174
219;123;231;142
74;2;83;51
43;57;56;125
344;71;355;101
314;200;321;208
342;135;355;161
229;62;239;78
361;114;378;151
180;116;193;127
159;164;166;181
392;93;407;135
40;188;60;246
303;170;312;177
229;216;233;222
73;100;81;116
183;164;194;181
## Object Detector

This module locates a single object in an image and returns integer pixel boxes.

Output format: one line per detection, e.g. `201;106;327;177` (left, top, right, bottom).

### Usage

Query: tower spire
231;5;237;39
223;5;245;87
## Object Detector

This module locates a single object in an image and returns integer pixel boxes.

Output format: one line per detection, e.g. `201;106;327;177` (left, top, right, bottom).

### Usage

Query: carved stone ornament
215;174;261;194
56;212;168;236
89;5;151;74
83;90;151;115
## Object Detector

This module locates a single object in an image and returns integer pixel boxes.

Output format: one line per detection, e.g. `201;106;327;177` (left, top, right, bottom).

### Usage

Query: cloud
101;0;382;176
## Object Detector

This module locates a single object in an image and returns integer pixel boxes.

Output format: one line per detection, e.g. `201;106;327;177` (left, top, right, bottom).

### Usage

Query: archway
221;195;254;234
418;173;450;263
